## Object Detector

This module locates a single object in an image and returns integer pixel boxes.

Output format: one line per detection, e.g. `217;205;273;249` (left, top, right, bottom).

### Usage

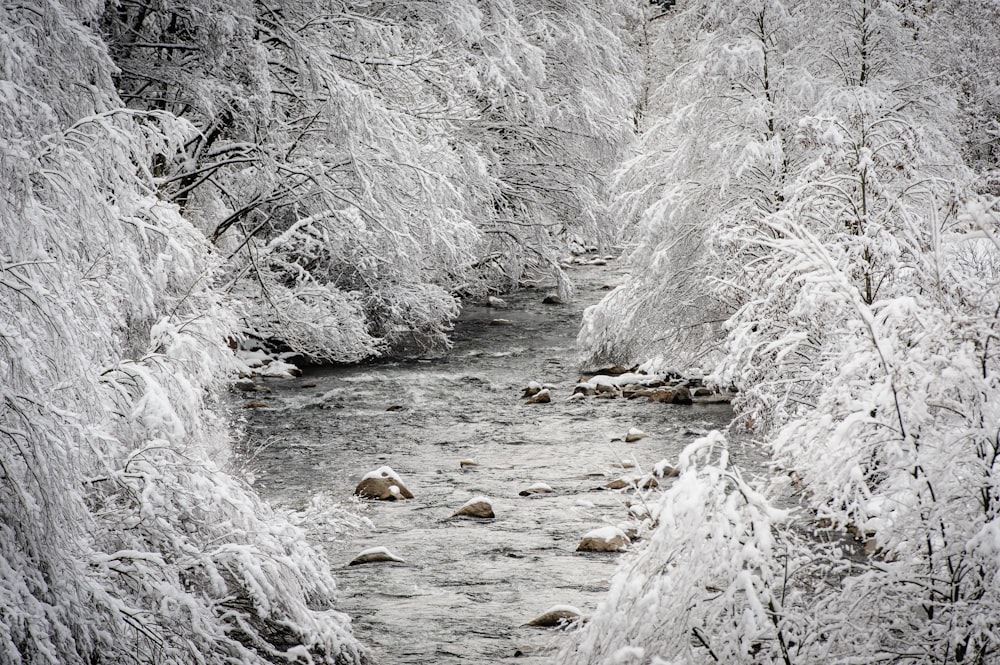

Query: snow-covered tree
1;2;369;662
578;0;808;370
103;0;642;359
568;1;1000;662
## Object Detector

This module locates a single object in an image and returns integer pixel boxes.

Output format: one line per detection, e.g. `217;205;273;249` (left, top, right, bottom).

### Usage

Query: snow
356;546;403;560
540;604;583;616
581;526;628;542
459;495;493;509
362;466;405;484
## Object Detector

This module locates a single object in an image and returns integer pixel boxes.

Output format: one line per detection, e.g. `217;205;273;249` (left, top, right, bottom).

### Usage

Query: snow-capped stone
519;482;555;496
489;318;513;326
654;459;680;478
542;293;563;305
522;380;543;397
452;496;495;518
526;388;551;404
354;466;414;500
349;546;406;566
602;476;658;491
459;458;479;469
624;427;647;442
488;295;509;309
526;604;584;628
577;526;630;552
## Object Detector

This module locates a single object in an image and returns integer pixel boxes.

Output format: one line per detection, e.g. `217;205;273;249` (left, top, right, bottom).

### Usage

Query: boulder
654;460;680;478
648;386;693;405
693;387;714;397
519;483;555;496
452;496;495;518
349;546;406;566
354;466;414;500
577;526;630;553
459;458;479;469
526;389;551;404
595;383;621;398
526;605;584;628
522;381;543;397
490;318;513;326
624;427;647;442
542;293;563;305
487;295;509;309
603;476;658;491
573;383;597;397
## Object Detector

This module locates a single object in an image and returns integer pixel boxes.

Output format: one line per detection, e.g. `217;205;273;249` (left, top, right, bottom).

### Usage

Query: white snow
355;546;404;561
362;466;404;483
460;495;493;508
581;526;629;542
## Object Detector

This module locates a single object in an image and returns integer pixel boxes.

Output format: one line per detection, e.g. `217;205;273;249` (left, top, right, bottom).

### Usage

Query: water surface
241;260;735;664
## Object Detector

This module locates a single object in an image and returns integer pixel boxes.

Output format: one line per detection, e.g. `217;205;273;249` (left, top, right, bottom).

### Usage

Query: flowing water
240;259;737;664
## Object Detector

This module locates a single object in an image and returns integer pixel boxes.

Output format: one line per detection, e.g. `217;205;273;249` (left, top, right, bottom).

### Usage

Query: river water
240;259;735;664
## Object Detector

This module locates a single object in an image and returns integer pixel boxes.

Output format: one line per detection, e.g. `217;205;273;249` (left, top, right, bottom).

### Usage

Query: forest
1;0;999;664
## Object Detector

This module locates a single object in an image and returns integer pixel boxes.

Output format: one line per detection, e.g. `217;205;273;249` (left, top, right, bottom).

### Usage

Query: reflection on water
241;262;736;664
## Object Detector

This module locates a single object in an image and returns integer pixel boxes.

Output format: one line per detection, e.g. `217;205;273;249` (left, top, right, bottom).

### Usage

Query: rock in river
522;380;543;397
519;482;555;496
349;546;406;566
525;388;551;404
452;496;495;518
526;604;584;628
577;526;630;552
354;466;414;500
624;427;647;442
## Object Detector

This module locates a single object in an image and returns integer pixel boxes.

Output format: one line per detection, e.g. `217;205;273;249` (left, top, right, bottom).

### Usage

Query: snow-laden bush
1;2;368;663
557;433;815;664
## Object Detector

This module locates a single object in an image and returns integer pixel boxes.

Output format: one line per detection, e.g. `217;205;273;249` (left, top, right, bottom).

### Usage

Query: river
239;258;735;664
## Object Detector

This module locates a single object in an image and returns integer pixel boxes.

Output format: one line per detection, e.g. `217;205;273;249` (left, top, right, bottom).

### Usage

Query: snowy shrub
557;433;815;664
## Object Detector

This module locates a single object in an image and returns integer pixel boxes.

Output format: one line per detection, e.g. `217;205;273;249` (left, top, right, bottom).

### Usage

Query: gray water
240;260;735;664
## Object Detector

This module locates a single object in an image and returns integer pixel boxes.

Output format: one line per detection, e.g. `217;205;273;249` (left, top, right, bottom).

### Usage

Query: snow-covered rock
577;526;630;552
522;380;543;397
452;496;495;518
488;295;509;309
603;476;658;491
519;483;555;496
525;388;551;404
354;466;414;500
349;546;406;566
526;604;584;628
624;427;647;442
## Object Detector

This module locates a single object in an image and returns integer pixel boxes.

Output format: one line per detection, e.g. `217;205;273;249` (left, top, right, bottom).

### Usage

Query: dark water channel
240;260;736;664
